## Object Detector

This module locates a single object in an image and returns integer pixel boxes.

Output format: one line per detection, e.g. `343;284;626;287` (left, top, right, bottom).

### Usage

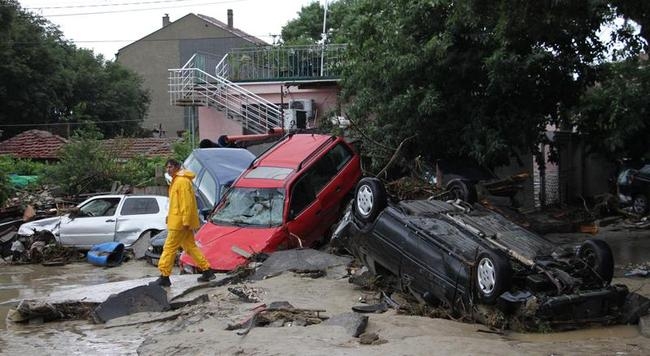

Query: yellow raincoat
166;169;200;230
158;169;211;276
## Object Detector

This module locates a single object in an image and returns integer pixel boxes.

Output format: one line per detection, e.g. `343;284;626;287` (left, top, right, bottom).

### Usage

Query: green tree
573;58;650;160
0;0;149;139
336;0;643;170
281;0;353;45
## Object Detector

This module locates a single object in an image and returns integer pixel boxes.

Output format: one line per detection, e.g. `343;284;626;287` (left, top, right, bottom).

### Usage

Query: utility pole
320;0;329;76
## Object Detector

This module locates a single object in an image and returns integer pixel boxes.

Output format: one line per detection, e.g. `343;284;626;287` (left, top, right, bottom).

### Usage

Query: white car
18;195;169;250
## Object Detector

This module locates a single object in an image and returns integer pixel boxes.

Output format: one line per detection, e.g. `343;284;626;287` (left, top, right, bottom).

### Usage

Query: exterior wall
197;81;340;141
116;14;261;137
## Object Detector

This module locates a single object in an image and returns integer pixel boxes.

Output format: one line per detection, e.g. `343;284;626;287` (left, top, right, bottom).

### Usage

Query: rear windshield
211;187;285;227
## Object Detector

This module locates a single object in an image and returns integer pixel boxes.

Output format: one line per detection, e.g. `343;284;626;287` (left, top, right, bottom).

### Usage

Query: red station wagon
179;133;362;272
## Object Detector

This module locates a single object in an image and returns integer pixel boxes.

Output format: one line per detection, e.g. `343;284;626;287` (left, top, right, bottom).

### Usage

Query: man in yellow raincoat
154;159;215;287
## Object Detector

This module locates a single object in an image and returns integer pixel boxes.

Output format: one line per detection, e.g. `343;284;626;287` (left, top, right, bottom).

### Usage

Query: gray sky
18;0;319;60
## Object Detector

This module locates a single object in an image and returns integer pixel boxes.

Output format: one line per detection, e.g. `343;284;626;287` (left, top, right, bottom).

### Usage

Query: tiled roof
196;13;268;46
0;130;68;159
102;137;179;159
0;130;178;160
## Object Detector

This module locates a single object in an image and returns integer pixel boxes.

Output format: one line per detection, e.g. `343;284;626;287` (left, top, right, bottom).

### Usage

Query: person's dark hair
165;159;181;168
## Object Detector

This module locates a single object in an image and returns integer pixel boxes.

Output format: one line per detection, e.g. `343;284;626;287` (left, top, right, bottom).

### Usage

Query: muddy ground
1;226;650;355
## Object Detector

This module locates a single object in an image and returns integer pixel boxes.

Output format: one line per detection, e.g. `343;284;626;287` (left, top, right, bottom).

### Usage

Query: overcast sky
18;0;319;60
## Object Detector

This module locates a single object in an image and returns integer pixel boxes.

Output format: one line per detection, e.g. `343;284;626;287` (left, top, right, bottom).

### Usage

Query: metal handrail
169;53;282;134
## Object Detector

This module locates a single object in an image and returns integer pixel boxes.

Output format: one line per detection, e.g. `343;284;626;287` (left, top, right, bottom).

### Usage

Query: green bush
0;170;11;206
42;127;116;195
0;155;47;175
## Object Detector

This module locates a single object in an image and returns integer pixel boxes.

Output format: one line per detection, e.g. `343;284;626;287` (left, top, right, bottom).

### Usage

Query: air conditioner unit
288;99;314;120
283;109;307;130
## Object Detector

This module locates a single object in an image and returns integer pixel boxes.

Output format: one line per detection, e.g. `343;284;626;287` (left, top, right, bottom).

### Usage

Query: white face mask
164;172;172;185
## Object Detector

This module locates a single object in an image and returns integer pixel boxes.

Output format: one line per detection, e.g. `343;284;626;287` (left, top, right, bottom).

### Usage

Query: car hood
18;216;65;236
180;222;285;271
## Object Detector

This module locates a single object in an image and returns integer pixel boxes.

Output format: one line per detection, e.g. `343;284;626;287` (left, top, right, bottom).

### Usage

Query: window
289;172;317;216
198;172;218;208
184;154;203;176
79;198;121;217
307;143;354;194
120;198;160;215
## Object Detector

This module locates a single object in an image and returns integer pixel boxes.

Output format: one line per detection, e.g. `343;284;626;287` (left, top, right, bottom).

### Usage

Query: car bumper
144;250;160;266
531;285;629;322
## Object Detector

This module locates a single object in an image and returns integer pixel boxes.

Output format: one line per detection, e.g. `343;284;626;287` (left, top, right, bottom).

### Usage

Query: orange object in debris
22;205;35;221
579;223;599;235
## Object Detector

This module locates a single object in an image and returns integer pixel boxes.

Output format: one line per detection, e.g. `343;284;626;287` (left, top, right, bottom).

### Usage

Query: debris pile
226;301;327;335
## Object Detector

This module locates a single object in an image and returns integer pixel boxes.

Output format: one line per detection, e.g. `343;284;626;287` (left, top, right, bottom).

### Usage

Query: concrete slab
251;249;352;280
92;284;170;323
4;274;229;306
4;274;233;324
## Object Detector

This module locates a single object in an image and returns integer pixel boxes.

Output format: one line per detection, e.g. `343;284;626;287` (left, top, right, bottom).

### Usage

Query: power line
0;120;143;127
25;0;208;10
24;0;250;17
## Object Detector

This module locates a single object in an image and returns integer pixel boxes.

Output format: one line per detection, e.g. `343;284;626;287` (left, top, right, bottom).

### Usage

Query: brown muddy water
0;261;159;329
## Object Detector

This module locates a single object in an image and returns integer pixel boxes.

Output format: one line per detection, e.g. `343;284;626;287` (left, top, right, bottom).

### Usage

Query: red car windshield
210;187;285;227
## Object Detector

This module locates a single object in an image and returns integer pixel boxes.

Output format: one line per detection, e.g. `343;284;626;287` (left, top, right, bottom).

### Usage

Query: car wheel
632;194;649;215
578;239;614;285
475;250;512;304
353;177;387;223
446;179;477;203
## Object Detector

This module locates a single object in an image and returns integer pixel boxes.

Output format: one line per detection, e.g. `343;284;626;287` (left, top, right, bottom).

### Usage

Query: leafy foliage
171;131;197;162
0;1;149;139
573;58;650;160
42;126;114;195
281;0;354;45
0;155;47;175
333;0;646;171
41;127;166;195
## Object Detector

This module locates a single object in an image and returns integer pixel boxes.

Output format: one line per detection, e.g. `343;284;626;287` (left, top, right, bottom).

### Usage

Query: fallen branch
376;135;416;180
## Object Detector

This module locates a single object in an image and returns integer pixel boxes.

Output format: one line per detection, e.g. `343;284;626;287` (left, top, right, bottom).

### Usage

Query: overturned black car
333;177;628;325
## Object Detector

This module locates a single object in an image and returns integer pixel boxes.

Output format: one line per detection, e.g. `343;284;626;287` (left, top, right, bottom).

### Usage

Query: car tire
353;177;387;223
578;239;614;285
446;179;477;203
475;250;512;304
632;194;649;215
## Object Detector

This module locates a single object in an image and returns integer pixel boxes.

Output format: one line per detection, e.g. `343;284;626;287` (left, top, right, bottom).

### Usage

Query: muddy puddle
0;261;159;329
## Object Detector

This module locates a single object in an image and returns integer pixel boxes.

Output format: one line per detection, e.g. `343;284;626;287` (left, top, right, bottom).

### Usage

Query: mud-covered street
0;225;649;355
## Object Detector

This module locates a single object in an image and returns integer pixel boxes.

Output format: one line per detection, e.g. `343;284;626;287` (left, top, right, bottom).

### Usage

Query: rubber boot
197;269;216;282
154;276;171;287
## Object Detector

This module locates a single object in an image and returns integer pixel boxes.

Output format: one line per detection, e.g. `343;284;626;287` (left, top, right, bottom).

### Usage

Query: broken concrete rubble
322;312;369;337
250;248;352;280
91;284;170;323
3;274;229;325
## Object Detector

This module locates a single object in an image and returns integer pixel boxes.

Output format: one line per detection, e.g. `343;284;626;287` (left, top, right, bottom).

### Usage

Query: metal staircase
168;53;282;134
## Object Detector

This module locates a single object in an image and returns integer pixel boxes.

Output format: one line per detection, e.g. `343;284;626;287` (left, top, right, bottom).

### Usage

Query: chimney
227;9;233;28
162;14;170;27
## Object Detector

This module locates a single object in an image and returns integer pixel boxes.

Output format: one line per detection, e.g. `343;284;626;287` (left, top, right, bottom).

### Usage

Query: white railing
169;54;282;134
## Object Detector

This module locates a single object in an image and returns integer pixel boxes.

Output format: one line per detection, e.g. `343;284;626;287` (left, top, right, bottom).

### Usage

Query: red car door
285;169;327;247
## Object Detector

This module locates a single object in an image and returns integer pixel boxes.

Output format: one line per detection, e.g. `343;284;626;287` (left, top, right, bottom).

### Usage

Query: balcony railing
224;44;347;81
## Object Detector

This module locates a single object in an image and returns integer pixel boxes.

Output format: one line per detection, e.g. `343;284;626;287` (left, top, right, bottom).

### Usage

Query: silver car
18;195;169;250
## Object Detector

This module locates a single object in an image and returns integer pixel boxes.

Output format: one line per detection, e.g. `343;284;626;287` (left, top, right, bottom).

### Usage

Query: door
59;197;121;248
312;143;355;230
285;170;324;246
